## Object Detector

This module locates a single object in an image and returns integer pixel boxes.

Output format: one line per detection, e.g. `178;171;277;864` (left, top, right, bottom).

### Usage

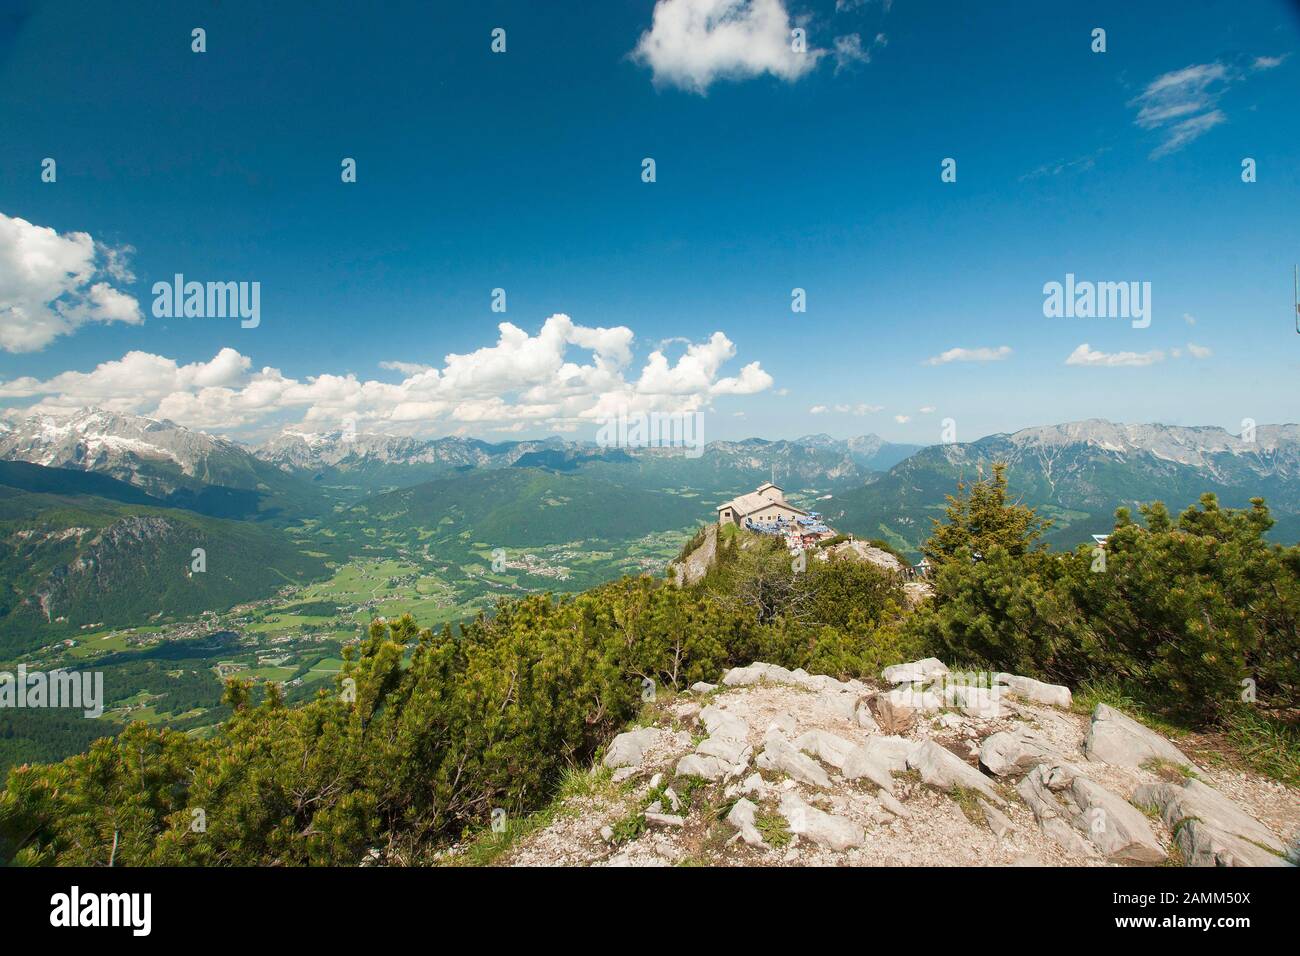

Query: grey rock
689;681;717;694
698;705;749;742
779;792;864;851
603;727;664;769
1084;703;1200;773
1174;819;1293;867
1064;776;1166;863
726;797;764;847
1017;765;1101;859
766;712;797;736
793;729;856;770
696;735;750;765
981;800;1014;838
995;673;1072;709
675;753;730;781
980;728;1061;776
907;739;1006;805
856;702;880;731
876;789;910;818
722;662;795;687
815;689;861;723
1135;777;1287;856
842;744;897;792
881;658;950;685
1018;762;1164;863
756;731;833;789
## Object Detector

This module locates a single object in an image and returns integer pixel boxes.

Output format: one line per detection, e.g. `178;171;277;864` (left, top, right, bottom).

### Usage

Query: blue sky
1;0;1297;446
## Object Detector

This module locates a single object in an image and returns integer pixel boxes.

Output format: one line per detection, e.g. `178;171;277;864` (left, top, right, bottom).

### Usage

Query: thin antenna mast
1294;264;1298;334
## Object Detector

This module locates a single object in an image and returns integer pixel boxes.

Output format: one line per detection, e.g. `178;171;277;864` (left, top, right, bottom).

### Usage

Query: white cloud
0;211;142;352
918;405;935;413
1187;342;1212;359
832;34;868;73
809;402;881;416
922;345;1012;366
1127;60;1274;158
1252;54;1288;71
379;360;433;375
893;414;910;424
0;315;773;436
1064;343;1165;368
1150;110;1225;159
632;0;824;94
836;0;892;11
1183;312;1197;326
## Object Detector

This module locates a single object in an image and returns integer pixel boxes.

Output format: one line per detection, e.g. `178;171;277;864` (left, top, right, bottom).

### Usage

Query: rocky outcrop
907;740;1006;805
779;792;864;851
505;658;1300;869
980;728;1062;777
881;658;949;685
1135;777;1292;867
757;730;833;789
1084;703;1200;772
1017;762;1165;863
995;673;1072;709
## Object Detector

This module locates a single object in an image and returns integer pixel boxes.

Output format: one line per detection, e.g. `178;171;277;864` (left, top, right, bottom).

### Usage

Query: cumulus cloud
1064;343;1165;368
1187;342;1212;359
0;314;773;435
0;211;143;352
632;0;823;94
379;360;433;375
893;414;910;424
922;345;1012;366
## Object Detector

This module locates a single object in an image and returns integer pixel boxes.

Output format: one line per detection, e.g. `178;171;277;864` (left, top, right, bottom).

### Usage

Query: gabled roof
718;491;808;518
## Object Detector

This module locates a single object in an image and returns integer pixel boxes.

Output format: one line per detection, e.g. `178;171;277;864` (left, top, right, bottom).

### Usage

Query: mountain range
1;407;1298;656
827;419;1300;554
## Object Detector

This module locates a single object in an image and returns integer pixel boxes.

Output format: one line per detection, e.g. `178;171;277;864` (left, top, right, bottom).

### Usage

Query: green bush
915;491;1300;724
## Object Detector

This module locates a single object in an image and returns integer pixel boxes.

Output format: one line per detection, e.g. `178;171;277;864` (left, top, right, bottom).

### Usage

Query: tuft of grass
451;762;620;866
1072;679;1186;739
452;807;557;867
1222;707;1300;789
948;785;985;826
755;812;791;847
1141;757;1196;783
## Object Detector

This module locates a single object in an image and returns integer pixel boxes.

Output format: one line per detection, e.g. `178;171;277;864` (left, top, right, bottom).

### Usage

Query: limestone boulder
1135;777;1288;857
881;658;949;685
779;793;864;851
995;673;1072;709
1084;704;1200;773
907;740;1005;805
979;728;1062;777
603;727;664;769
